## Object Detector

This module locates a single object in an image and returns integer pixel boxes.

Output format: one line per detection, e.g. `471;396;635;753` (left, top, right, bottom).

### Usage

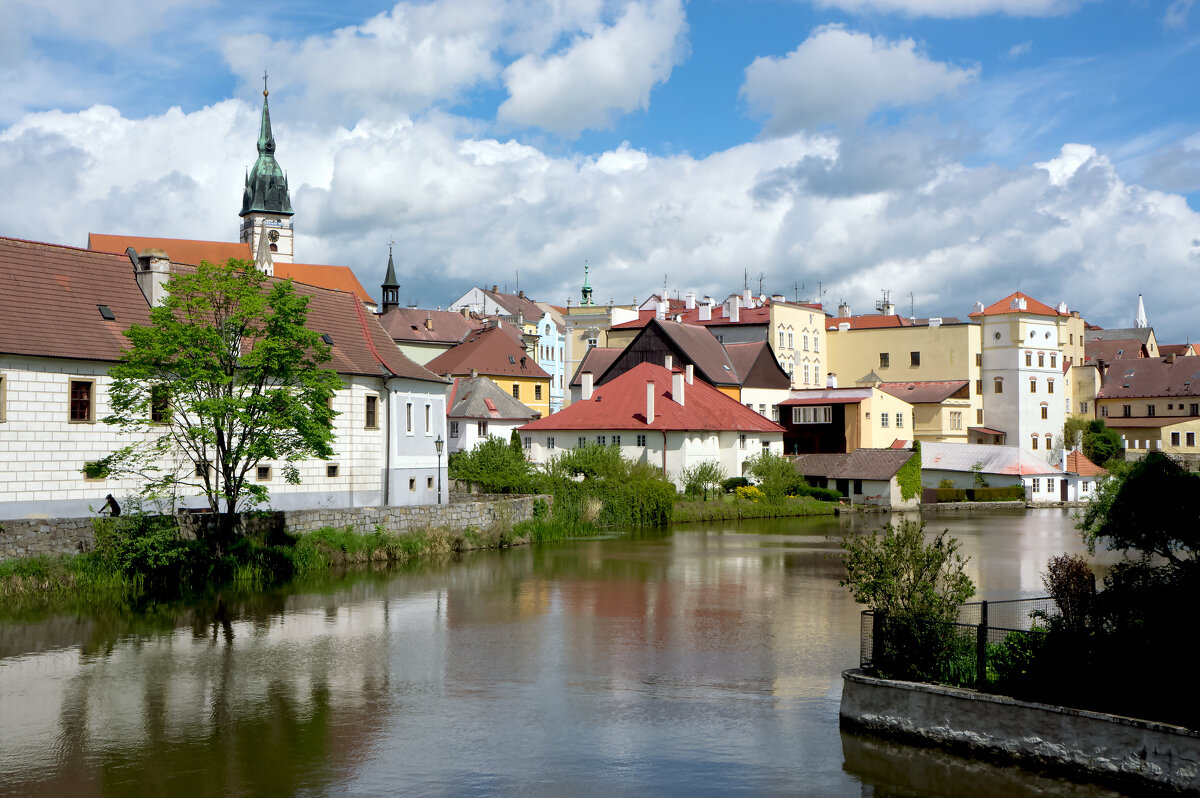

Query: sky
2;0;1200;341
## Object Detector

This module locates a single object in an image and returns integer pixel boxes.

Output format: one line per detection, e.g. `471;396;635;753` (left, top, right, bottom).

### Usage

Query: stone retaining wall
0;494;551;561
840;668;1200;793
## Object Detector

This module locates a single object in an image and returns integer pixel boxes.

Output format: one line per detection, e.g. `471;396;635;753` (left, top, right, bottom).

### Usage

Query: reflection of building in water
0;590;441;793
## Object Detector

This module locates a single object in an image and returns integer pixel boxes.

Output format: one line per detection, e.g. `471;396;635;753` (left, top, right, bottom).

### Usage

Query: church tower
380;245;400;314
239;75;294;265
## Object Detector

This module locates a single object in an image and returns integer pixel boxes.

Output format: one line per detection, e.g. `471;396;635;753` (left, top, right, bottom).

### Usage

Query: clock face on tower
267;229;280;243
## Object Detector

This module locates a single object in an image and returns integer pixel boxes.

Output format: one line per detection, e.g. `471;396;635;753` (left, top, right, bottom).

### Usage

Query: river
0;509;1131;797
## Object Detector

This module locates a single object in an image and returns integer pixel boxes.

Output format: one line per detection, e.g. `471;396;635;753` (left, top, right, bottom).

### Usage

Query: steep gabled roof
379;307;485;345
649;319;741;386
1096;356;1200;400
1160;344;1195;357
520;362;784;433
969;292;1070;318
448;376;538;421
480;287;545;322
1064;450;1107;477
570;347;623;387
791;449;914;481
425;324;550;379
724;341;791;390
878;381;970;404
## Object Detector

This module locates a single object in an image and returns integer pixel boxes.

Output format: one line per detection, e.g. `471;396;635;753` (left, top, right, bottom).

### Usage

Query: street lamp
434;434;444;505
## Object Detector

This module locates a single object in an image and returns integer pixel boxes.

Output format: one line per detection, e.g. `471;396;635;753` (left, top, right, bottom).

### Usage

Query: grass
671;495;838;524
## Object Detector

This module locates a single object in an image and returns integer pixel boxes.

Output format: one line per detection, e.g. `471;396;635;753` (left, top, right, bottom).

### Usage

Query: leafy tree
835;519;975;621
745;450;795;501
448;436;533;493
681;460;726;500
1078;452;1200;567
101;259;340;539
1059;417;1122;466
509;428;523;456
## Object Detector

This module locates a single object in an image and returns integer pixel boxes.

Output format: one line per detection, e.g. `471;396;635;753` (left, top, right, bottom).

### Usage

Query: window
365;395;378;429
740;434;747;449
977;409;984;424
1029;379;1037;394
547;436;555;450
612;435;621;445
1082;481;1089;492
771;406;779;421
1123;405;1131;417
1025;352;1032;367
69;379;94;422
1031;436;1038;450
406;402;413;433
327;464;339;478
975;354;982;367
1050;354;1057;369
789;333;795;349
1047;379;1054;394
950;411;962;430
427;476;434;488
1192;403;1199;416
1147;404;1156;417
1080;402;1088;413
1038;352;1045;367
879;353;890;368
994;378;1003;393
881;412;889;428
758;404;766;415
803;364;810;385
792;406;832;424
256;465;271;481
524;436;532;451
896;412;904;428
512;384;520;399
534;384;542;400
779;331;785;349
975;380;982;395
578;436;587;448
910;351;920;367
1032;478;1040;492
1189;432;1196;447
409;478;416;491
150;385;169;423
637;434;647;446
1041;406;1048;420
195;463;208;478
478;420;488;436
1172;432;1181;446
1101;406;1108;417
425;404;431;433
813;336;819;353
597;435;606;445
450;421;459;438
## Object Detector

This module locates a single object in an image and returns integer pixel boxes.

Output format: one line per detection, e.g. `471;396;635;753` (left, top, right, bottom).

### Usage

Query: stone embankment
0;494;549;561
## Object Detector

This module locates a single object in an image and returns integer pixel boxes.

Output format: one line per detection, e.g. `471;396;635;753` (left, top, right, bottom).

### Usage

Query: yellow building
779;386;915;454
877;381;973;443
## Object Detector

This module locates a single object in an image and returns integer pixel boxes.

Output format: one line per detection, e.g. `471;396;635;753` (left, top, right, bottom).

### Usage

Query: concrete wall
0;494;549;561
840;668;1200;793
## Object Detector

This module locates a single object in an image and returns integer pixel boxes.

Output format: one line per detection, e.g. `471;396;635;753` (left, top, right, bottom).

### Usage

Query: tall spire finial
263;70;269;97
581;260;594;306
1135;293;1148;329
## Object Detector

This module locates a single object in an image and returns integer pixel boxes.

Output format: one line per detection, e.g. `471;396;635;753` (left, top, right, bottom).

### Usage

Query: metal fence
859;597;1061;690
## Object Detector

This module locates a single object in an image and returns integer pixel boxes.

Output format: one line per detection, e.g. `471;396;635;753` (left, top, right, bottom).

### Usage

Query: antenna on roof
757;272;764;295
909;292;915;319
791;281;802;302
743;268;749;291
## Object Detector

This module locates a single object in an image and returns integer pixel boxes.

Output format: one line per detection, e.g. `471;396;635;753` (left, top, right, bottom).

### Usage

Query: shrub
449;436;533;493
722;477;749;493
936;488;967;502
938;479;955;489
973;486;1026;502
92;510;190;588
735;485;765;502
1042;553;1094;633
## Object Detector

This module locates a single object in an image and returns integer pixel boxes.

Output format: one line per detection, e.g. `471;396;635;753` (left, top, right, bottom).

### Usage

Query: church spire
240;73;293;218
381;243;400;314
580;261;594;306
1135;293;1148;329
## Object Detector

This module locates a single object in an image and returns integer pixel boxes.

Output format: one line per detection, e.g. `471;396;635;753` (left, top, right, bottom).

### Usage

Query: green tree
680;460;726;500
1061;417;1122;466
448;436;533;493
1078;452;1200;567
745;450;795;501
100;259;340;534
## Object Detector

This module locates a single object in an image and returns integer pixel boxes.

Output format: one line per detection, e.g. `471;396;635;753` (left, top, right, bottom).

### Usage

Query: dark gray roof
447;376;538;421
791;448;914;481
1086;327;1154;346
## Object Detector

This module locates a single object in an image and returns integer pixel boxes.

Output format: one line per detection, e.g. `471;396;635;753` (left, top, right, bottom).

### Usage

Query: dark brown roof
641;319;740;386
1160;344;1195;357
1;236;152;362
1097;357;1200;400
570;347;623;387
425;324;550;379
724;341;791;390
378;307;484;344
1086;327;1154;346
790;448;914;481
879;380;969;404
1085;338;1146;364
480;287;545;322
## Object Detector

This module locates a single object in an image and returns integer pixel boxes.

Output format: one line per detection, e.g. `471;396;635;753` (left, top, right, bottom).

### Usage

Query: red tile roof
825;314;912;330
520;362;784;433
88;233;376;306
1065;450;1107;477
379;307;485;344
878;380;970;403
969;291;1070;318
425;324;550;379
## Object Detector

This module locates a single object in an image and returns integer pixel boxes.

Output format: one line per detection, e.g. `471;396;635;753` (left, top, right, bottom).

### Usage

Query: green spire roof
240;88;293;217
382;246;399;289
581;262;594;306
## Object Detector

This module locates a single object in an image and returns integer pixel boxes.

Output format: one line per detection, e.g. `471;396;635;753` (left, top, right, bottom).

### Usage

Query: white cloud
741;26;977;135
809;0;1087;17
3;104;1200;343
1164;0;1194;29
1007;40;1032;58
497;0;688;137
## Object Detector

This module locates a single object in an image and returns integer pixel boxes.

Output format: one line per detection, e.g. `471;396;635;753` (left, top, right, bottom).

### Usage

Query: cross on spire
263;70;269;97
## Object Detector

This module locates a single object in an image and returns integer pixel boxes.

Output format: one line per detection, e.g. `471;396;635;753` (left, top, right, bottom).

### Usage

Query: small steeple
1135;293;1148;329
381;243;400;314
580;261;594;306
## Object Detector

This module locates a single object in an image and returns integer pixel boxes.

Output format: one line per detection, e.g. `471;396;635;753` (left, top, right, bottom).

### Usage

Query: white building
0;235;449;520
519;361;785;488
445;376;538;455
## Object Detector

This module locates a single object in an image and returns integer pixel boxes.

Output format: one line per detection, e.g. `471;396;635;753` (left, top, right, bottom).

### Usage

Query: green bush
938;479;955;489
92;511;191;587
721;477;749;493
448;436;533;493
972;486;1026;502
936;488;967;502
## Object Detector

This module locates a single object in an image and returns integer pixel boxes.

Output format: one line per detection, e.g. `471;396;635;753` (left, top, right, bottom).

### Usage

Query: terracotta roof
88;233;376;305
780;388;873;405
790;448;914;481
969;426;1006;436
1065;450;1107;477
825;315;913;330
379;307;484;344
425;324;550;379
520;362;784;433
969;292;1070;318
1085;338;1146;364
1;236;152;362
878;380;969;404
570;347;623;387
1160;344;1195;357
448;376;538;421
0;235;444;383
920;442;1060;476
1096;357;1200;400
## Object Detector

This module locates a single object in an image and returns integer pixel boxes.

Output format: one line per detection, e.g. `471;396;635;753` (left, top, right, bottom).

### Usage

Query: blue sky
2;0;1200;340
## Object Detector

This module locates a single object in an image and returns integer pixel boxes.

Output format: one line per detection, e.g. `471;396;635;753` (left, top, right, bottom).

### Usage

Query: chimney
646;382;655;424
1057;301;1068;313
730;297;740;323
132;248;171;307
743;288;753;305
460;306;470;318
685;292;696;310
827;372;838;388
582;372;594;401
657;300;667;319
699;300;712;321
1018;298;1027;310
673;372;685;406
929;317;942;328
1167;353;1177;364
771;294;784;302
519;290;526;298
424;316;433;330
838;322;850;332
470;368;478;378
685;364;693;384
838;301;852;318
492;285;499;293
664;354;673;370
973;301;985;313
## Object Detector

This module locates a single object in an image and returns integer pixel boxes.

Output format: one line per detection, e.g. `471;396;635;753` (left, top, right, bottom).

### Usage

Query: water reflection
0;511;1130;796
